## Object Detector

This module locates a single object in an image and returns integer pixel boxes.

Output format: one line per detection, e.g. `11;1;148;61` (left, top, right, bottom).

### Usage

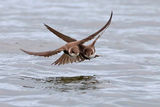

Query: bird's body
43;11;113;63
21;12;113;65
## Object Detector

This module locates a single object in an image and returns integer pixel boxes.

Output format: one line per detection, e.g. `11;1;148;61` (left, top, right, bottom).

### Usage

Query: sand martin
44;11;113;64
21;11;113;65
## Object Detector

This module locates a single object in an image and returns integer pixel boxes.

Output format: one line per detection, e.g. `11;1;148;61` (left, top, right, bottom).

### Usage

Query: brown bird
21;11;113;65
53;34;102;65
44;11;113;60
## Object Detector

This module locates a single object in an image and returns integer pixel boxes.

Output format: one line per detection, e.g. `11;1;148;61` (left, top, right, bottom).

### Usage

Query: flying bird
53;34;102;65
44;11;113;62
21;11;113;65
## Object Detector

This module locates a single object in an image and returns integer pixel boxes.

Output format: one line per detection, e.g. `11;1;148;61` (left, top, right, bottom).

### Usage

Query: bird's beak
95;55;100;58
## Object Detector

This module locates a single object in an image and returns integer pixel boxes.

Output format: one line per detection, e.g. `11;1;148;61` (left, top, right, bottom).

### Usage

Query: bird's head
83;47;95;58
69;46;80;57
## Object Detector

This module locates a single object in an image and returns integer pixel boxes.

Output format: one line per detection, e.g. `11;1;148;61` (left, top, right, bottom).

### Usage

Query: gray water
0;0;160;107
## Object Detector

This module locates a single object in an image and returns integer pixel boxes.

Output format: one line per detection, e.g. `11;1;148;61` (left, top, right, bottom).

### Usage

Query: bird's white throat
70;53;79;57
89;53;96;58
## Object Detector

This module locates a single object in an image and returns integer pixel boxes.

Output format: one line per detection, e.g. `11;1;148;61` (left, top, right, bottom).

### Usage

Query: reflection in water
20;75;100;92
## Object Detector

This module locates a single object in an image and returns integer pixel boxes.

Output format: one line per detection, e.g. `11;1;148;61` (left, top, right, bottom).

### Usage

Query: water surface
0;0;160;107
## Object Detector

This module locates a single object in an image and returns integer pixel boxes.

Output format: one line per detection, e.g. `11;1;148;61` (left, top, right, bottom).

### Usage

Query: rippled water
0;0;160;107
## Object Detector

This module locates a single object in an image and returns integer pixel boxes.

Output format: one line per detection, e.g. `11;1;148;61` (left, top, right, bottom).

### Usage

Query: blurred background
0;0;160;107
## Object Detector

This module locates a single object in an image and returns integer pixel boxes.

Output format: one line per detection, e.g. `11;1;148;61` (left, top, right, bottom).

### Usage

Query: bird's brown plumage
44;11;113;44
53;53;85;65
20;47;64;57
43;11;113;63
21;11;113;65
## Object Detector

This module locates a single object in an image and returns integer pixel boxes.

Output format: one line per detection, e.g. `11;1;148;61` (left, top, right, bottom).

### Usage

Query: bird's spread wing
79;11;113;44
53;53;85;65
91;32;102;46
20;47;64;57
44;24;77;43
